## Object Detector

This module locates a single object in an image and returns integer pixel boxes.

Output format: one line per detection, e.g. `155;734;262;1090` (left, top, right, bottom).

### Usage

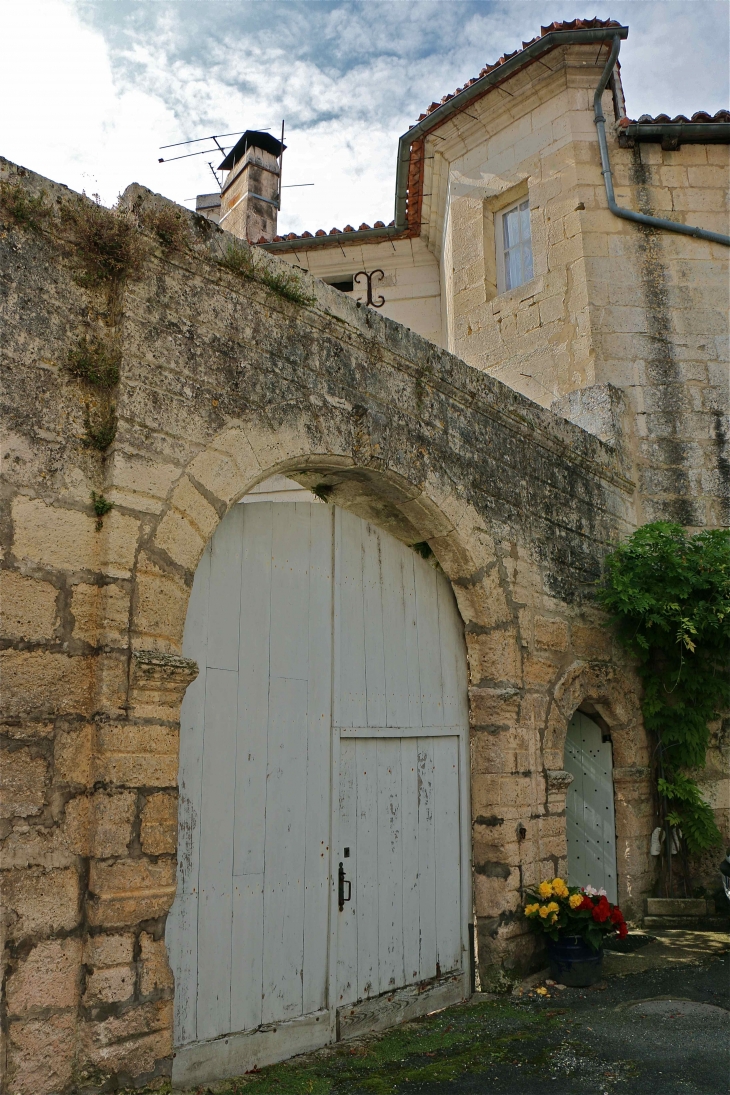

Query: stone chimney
215;130;284;242
194;193;221;224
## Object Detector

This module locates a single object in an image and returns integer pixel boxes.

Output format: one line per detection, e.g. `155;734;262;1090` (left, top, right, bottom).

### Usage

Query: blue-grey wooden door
565;711;618;902
167;498;469;1080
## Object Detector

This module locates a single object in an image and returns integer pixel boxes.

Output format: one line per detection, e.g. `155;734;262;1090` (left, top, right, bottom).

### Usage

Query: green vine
598;521;729;860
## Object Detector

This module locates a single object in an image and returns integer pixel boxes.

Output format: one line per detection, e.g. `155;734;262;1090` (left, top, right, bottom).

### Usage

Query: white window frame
495;197;534;294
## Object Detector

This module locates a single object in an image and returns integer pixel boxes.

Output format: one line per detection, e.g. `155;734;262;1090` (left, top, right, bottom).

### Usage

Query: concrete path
164;931;729;1095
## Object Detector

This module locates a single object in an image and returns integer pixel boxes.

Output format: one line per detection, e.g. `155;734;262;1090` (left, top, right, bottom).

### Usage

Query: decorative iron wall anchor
353;269;385;308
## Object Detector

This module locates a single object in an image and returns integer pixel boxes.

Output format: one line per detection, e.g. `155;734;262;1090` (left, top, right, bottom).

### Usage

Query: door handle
338;862;351;911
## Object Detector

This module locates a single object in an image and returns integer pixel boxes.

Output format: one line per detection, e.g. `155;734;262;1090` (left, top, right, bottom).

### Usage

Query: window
323;276;354;293
497;199;533;293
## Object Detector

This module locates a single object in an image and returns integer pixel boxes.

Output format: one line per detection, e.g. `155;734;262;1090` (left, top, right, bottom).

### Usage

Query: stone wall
2;158;651;1093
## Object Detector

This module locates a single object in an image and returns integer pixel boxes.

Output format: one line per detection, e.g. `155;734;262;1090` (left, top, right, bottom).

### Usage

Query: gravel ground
160;939;730;1095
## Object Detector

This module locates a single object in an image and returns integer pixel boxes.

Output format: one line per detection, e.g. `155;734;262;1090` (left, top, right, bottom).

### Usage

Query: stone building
0;17;728;1095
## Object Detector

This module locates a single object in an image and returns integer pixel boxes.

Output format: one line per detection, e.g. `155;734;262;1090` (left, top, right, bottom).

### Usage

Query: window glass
501;199;533;291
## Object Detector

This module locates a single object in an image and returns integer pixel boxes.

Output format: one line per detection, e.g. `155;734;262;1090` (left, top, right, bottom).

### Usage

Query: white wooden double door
168;501;470;1085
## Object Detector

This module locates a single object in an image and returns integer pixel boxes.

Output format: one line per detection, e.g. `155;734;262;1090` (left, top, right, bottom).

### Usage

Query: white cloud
2;1;727;234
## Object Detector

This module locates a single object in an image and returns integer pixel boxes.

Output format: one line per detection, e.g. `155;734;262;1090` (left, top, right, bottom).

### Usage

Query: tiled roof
621;110;730;125
267;220;394;245
414;18;622;122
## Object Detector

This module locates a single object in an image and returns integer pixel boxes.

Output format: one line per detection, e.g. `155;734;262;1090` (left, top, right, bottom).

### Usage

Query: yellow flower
569;893;583;909
538;880;553;899
552;877;569;898
546;901;559;913
524;903;539;916
539;905;551;918
536;986;548;995
549;913;558;924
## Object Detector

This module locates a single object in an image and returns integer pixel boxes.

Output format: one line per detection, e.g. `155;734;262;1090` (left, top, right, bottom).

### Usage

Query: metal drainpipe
595;36;730;246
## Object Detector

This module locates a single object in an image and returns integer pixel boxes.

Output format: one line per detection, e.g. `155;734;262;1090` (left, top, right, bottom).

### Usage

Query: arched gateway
167;480;470;1085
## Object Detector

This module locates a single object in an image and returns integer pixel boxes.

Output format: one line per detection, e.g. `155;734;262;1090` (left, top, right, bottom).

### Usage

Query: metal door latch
338;862;351;911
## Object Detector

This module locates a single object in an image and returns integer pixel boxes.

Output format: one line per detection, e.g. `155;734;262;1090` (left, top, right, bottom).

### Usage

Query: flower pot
546;935;604;987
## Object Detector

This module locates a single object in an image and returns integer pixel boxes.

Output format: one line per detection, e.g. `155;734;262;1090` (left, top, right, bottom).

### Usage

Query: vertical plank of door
362;523;387;727
436;578;468;728
336;508;367;727
206;506;243;671
171;541;210;1044
231;875;264;1032
262;676;309;1022
196;667;237;1041
377;739;404;993
269;503;311;681
400;737;420;984
434;736;462;973
380;533;410;727
580;716;605;892
416;739;437;979
261;503;313;1023
231;504;273;1031
355;737;379;1001
302;504;334;1015
402;550;422;729
336;738;358;1007
414;560;444;727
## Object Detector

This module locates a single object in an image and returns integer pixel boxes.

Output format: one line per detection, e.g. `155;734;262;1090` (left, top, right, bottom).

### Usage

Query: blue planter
546;935;603;987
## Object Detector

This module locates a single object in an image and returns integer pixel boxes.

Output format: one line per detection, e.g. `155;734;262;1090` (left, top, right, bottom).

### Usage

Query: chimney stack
215;130;284;242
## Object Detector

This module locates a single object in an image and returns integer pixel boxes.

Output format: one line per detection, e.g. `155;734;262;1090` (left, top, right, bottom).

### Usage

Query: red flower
580;896;595;911
610;906;624;925
618;922;629;938
592;897;611;923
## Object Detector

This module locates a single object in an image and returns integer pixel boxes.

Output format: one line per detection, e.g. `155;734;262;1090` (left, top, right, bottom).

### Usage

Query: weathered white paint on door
565;711;618;903
168;499;469;1086
333;509;468;1014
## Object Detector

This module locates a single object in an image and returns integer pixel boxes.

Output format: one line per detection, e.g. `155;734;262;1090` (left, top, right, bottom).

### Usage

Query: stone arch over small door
545;661;654;918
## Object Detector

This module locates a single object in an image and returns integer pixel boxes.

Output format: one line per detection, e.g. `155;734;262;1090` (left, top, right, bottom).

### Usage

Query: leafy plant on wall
599;522;729;884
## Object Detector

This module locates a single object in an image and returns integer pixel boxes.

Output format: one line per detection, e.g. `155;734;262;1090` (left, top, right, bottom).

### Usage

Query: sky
2;1;728;235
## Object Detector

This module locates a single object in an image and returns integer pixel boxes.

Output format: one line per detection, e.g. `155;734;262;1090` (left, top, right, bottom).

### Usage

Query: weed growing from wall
599;522;729;870
139;204;191;252
83;403;118;452
66;336;120;388
0;180;50;231
62;195;143;287
217;241;315;306
91;491;114;530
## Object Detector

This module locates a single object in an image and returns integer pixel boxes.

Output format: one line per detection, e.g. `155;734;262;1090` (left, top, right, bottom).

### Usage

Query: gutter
594;36;730;247
618;122;730;149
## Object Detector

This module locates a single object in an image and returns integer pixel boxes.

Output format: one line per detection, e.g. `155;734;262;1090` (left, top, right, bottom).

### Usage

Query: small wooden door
565;711;618;902
168;498;469;1086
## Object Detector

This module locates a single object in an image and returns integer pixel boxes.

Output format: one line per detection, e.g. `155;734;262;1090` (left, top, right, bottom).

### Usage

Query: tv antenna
158;128;273;190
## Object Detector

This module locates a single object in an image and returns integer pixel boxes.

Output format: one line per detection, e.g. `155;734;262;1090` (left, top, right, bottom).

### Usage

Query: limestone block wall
583;139;730;529
2;158;652;1093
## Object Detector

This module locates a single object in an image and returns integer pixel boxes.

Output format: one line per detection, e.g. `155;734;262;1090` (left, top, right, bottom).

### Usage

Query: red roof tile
624;109;730;124
418;17;622;120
